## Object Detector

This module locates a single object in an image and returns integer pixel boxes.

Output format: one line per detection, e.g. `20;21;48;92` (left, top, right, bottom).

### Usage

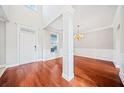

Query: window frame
50;33;59;53
25;5;38;12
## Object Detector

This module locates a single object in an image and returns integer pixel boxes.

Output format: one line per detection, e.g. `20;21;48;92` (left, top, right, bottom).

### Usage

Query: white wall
73;6;117;32
42;5;64;28
5;5;42;66
74;27;114;61
74;28;113;49
42;6;73;28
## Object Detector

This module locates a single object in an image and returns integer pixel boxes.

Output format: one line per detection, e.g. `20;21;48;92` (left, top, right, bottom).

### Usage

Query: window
50;34;59;53
25;5;38;12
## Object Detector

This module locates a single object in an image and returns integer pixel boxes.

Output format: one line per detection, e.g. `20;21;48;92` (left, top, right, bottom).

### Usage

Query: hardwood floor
0;56;123;87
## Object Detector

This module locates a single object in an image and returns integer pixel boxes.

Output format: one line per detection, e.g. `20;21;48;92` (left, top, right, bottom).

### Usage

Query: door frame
17;23;38;65
0;20;6;68
113;19;121;68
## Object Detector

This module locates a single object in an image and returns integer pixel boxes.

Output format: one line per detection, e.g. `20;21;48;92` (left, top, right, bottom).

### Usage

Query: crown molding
45;25;113;34
82;25;113;33
45;26;62;34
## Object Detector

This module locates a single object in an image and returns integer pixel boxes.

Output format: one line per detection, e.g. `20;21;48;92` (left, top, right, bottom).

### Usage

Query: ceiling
47;15;63;30
46;5;118;32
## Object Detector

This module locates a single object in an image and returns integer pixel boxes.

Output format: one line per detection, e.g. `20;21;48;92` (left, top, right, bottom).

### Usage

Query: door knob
34;45;37;51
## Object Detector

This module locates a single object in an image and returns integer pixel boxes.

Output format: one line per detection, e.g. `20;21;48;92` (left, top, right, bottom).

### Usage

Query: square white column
62;9;74;81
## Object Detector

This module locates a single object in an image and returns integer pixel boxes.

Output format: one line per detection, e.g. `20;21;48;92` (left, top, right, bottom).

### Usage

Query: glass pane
51;44;57;53
25;5;38;11
50;34;57;44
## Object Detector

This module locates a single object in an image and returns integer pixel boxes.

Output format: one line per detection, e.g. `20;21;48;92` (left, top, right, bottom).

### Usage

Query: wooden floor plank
0;56;123;87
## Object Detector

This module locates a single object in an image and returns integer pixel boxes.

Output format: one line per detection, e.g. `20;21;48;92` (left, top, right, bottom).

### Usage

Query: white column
62;8;74;81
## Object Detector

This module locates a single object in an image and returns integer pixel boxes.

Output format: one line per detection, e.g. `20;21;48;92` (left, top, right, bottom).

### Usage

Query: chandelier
74;25;84;40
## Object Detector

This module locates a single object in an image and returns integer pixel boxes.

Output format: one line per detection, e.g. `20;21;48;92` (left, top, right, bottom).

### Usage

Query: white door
19;29;36;65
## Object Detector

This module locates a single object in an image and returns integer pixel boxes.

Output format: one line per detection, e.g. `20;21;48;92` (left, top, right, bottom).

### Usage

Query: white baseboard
0;67;6;77
74;48;114;62
62;73;74;81
112;61;120;68
43;56;62;61
117;53;124;85
0;64;5;68
6;63;19;68
119;71;124;85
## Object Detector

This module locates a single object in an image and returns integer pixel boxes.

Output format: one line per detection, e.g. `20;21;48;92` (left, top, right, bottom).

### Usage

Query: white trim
0;67;6;77
0;64;5;68
113;63;120;68
119;71;124;85
16;23;39;65
113;52;121;68
0;20;6;69
35;28;39;61
82;25;113;33
74;48;114;61
45;26;62;34
42;13;62;29
15;22;38;31
45;24;112;34
62;73;74;81
6;63;19;68
43;56;62;61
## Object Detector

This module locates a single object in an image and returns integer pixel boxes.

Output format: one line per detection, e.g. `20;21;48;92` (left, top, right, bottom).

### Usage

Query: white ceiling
46;5;118;32
47;15;63;30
